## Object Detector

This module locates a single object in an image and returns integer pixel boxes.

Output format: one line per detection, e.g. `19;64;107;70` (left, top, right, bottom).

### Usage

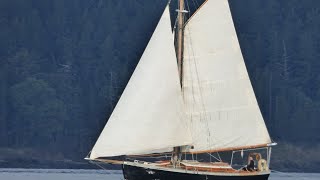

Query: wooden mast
177;0;184;85
172;0;185;168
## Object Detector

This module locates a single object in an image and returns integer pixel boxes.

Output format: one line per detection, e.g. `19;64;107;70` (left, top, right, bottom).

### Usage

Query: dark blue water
0;169;318;180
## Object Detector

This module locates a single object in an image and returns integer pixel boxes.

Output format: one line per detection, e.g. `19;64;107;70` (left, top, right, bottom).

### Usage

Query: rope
89;160;110;171
192;0;200;8
207;153;221;162
185;0;191;19
217;152;222;162
185;17;212;153
191;0;199;10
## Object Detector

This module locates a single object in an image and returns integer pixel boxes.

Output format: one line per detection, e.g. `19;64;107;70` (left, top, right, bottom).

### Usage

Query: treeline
230;0;320;144
0;0;166;160
0;0;319;171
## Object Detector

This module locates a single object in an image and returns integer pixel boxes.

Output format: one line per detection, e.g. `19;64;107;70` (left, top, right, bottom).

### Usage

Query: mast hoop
176;9;189;13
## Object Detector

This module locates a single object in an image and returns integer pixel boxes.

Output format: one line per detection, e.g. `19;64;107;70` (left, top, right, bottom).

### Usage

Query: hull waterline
122;164;270;180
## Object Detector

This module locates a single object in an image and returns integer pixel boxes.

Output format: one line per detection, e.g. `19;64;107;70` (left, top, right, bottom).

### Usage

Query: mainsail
182;0;271;153
89;6;192;159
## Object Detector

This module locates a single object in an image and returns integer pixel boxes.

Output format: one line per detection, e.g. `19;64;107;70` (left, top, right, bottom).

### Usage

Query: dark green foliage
0;0;166;163
229;0;320;143
9;78;65;148
0;0;319;171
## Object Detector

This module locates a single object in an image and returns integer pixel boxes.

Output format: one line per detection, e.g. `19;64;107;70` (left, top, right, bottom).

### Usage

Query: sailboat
86;0;277;179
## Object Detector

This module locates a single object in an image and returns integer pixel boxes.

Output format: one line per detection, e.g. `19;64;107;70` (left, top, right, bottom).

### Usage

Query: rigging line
184;26;197;145
195;0;200;8
185;24;212;149
191;0;198;10
207;153;221;162
90;160;111;171
183;28;196;144
183;0;188;27
217;152;222;162
185;0;191;19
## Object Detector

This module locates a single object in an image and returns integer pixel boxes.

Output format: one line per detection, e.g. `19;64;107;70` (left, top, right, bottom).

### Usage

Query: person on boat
243;156;255;171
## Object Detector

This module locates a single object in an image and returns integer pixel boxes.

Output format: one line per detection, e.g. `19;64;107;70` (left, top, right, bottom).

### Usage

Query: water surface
0;169;318;180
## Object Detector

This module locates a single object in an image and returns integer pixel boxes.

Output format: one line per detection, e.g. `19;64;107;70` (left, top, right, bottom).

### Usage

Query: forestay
89;6;192;159
182;0;271;153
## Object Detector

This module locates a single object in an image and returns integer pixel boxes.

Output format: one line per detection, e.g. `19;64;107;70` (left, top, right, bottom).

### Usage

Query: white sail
183;0;271;153
89;6;192;159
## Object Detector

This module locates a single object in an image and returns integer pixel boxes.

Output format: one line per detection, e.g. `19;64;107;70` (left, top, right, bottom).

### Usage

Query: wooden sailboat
86;0;277;179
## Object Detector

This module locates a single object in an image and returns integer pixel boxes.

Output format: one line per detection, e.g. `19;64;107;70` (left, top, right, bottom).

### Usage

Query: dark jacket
247;160;255;171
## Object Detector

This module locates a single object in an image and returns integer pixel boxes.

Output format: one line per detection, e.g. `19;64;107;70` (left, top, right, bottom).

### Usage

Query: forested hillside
0;0;319;172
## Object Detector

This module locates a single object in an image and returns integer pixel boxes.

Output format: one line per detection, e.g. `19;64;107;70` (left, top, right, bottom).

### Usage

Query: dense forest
0;0;319;172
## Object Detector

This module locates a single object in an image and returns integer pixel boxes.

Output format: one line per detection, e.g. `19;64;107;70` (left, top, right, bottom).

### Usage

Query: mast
177;0;184;85
172;0;185;167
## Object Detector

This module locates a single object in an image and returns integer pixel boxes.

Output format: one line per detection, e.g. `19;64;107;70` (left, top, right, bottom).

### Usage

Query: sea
0;169;319;180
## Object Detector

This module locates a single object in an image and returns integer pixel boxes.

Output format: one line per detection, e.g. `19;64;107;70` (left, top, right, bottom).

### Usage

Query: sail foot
183;143;270;154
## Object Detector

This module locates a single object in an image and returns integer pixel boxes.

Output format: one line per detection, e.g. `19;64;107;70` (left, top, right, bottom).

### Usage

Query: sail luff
89;6;192;159
182;0;271;153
